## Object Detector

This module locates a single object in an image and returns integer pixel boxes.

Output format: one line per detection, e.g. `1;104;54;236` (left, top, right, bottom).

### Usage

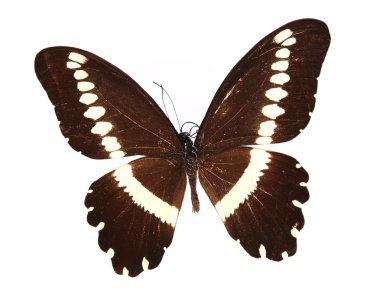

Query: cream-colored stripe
114;164;179;227
66;52;126;159
215;149;271;221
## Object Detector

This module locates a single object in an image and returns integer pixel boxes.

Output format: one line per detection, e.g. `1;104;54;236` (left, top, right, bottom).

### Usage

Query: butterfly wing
197;19;330;260
35;47;181;159
198;147;309;259
85;157;186;277
195;18;330;151
36;47;187;276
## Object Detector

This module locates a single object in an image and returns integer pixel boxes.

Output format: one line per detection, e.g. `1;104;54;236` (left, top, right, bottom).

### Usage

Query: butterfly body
178;131;200;212
35;19;330;277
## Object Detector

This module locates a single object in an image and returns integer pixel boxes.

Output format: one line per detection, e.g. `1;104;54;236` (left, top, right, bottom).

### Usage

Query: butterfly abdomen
179;132;200;212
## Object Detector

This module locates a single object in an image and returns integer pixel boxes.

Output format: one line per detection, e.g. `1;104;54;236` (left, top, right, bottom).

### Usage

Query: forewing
35;47;181;159
85;157;186;277
198;147;309;260
196;19;330;151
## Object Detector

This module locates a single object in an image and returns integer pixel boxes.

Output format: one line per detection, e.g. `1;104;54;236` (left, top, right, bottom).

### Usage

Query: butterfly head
178;131;193;149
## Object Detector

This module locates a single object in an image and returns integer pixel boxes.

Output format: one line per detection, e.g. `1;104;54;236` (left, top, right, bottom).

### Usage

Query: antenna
180;121;199;137
153;82;181;132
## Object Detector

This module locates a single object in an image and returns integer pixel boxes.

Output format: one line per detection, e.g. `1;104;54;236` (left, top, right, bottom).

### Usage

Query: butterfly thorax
179;132;200;213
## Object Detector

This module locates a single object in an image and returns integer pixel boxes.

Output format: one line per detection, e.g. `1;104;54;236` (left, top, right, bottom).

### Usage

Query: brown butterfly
35;18;330;277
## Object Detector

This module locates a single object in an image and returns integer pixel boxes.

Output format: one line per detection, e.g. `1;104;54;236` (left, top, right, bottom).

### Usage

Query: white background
1;0;379;299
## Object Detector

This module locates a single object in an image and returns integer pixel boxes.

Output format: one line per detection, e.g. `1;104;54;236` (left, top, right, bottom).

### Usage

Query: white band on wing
114;164;179;227
215;149;271;222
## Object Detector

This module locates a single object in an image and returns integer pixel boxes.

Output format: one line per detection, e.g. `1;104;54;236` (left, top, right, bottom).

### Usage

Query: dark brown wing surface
85;157;186;277
195;19;330;151
198;147;309;260
35;47;181;159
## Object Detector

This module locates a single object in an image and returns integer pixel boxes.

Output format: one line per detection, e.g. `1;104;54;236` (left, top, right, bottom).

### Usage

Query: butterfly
35;18;330;277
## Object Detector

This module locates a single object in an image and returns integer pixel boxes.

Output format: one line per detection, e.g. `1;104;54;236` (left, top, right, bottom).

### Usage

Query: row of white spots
256;28;296;145
67;52;125;159
292;163;307;238
259;248;291;260
259;243;296;260
114;164;179;227
215;149;271;221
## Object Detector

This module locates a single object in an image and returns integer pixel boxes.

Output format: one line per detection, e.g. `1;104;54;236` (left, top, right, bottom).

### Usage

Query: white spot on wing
122;267;129;276
107;248;115;258
291;228;299;238
270;73;290;85
96;222;105;231
66;61;81;69
74;70;89;80
109;150;125;158
215;149;271;221
102;136;121;152
296;163;302;169
262;104;285;119
114;164;179;227
87;207;94;212
292;200;303;208
282;37;296;46
142;257;149;270
258;120;276;136
300;182;307;187
255;136;272;144
91;122;112;136
265;87;288;101
84;106;106;120
273;29;293;44
87;189;93;194
79;93;98;105
275;48;291;58
69;52;88;64
259;244;266;258
77;81;95;92
271;60;289;71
